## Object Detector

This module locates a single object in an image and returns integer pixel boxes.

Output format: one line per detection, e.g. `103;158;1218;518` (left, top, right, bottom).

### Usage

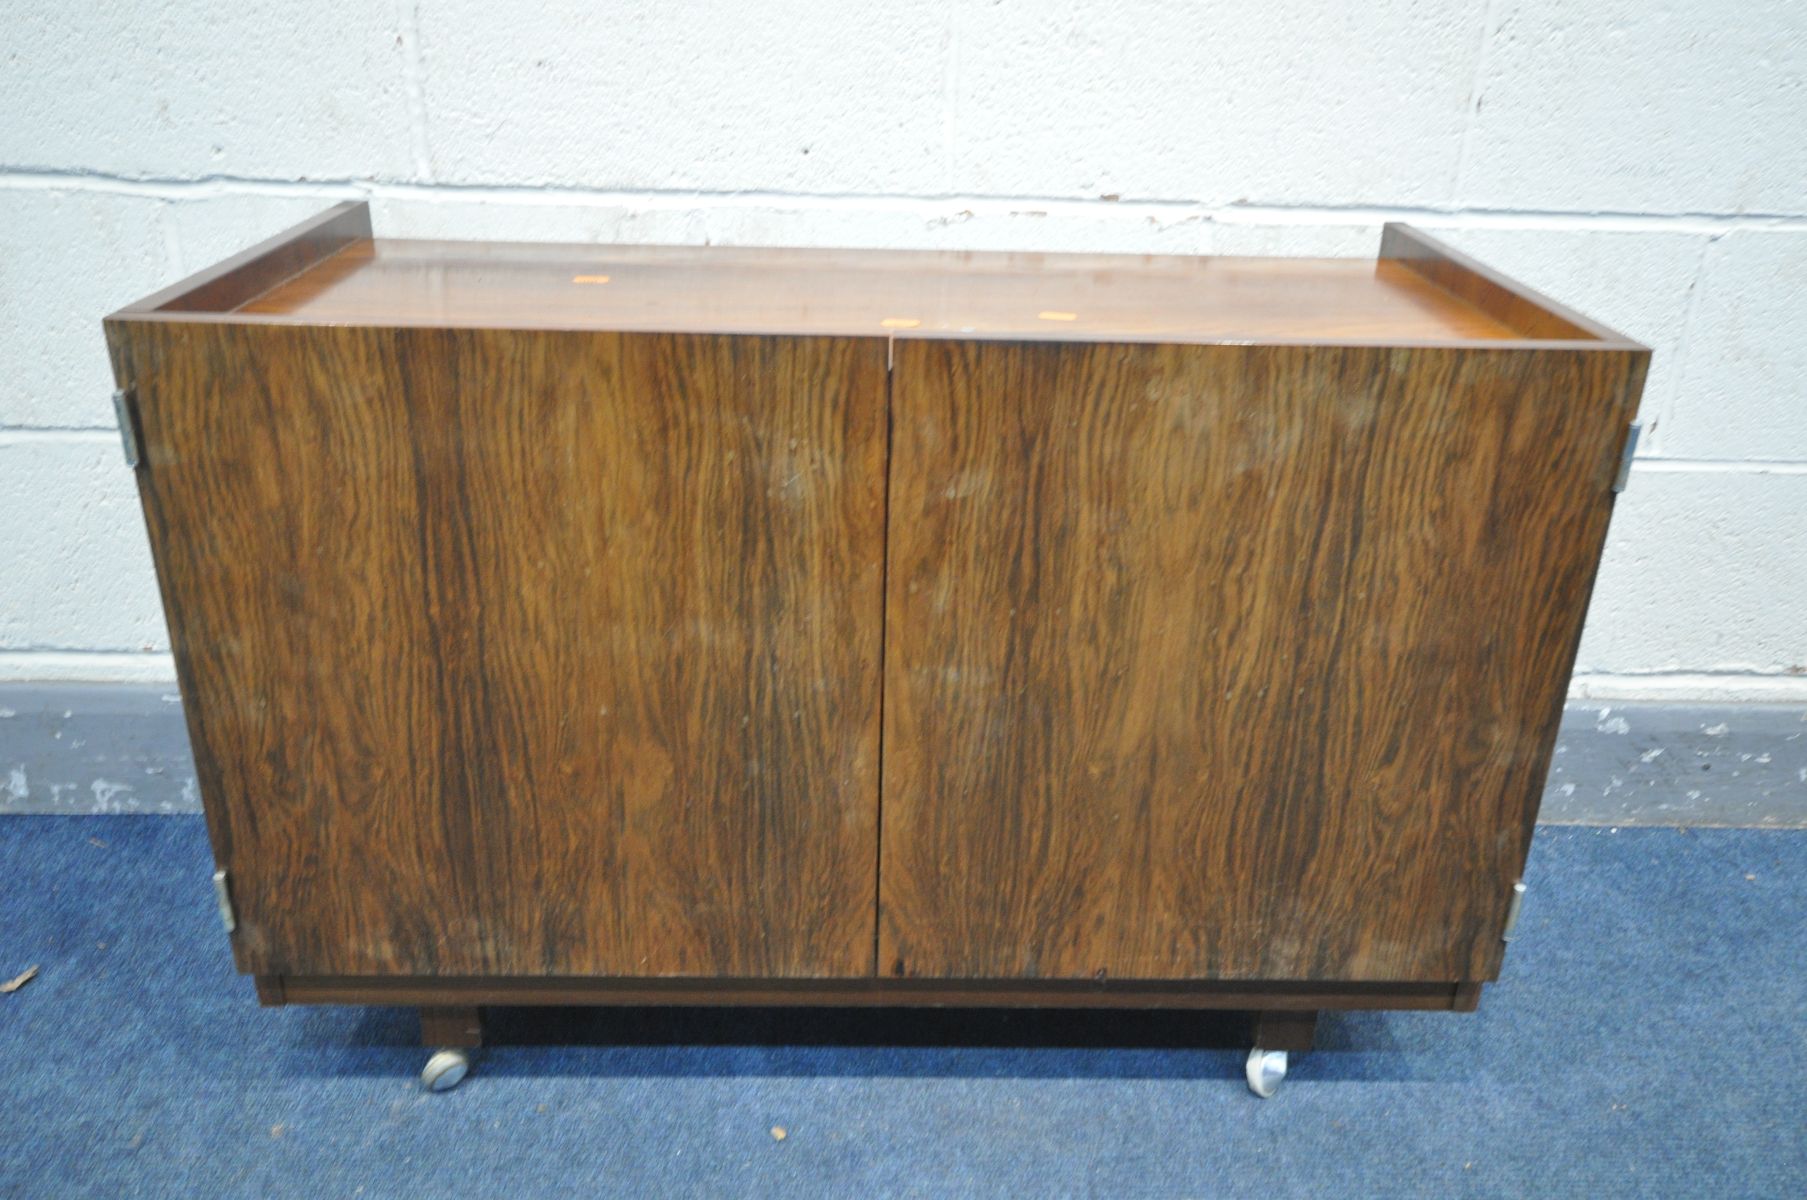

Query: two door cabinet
106;203;1647;1095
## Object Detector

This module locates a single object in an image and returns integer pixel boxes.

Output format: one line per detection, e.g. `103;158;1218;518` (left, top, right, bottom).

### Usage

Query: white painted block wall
2;1;1803;699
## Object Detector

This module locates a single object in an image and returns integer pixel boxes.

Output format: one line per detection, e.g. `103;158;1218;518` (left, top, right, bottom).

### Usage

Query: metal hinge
112;388;142;469
1501;880;1527;941
1612;423;1641;493
212;868;237;934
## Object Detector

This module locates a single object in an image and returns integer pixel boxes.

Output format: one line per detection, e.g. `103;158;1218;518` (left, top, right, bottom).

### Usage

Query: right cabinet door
878;339;1643;983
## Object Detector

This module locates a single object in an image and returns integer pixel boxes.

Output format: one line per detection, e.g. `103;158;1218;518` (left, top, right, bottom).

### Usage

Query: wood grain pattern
880;339;1647;983
109;321;887;979
230;237;1535;344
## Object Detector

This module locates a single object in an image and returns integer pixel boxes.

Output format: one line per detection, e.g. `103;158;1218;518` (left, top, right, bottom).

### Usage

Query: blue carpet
0;816;1801;1198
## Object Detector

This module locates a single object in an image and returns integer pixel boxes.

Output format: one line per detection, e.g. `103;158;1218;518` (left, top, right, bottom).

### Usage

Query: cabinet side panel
124;323;886;978
880;340;1643;982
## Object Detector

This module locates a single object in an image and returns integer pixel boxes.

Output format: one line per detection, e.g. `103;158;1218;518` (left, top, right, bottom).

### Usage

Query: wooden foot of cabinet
420;1005;484;1049
1250;1008;1319;1054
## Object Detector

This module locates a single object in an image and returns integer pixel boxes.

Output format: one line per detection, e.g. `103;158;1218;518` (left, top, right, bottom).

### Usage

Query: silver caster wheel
421;1048;472;1092
1245;1047;1288;1098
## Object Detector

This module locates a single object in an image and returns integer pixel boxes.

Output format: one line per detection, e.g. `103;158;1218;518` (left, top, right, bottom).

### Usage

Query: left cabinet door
113;323;888;979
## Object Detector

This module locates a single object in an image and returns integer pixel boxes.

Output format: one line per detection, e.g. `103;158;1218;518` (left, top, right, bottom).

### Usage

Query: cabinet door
879;339;1643;982
118;324;886;978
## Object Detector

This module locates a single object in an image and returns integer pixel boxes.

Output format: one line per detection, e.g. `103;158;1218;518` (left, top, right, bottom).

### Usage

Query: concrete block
947;1;1478;205
0;438;167;653
416;1;946;193
0;190;168;429
1664;231;1807;461
0;5;416;180
1577;467;1807;675
1461;1;1807;214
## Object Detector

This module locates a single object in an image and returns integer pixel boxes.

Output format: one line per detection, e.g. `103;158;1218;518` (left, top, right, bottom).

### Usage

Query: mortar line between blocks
3;171;1806;234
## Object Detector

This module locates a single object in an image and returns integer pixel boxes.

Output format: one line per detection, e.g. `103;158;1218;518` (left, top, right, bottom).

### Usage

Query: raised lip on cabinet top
107;201;1647;353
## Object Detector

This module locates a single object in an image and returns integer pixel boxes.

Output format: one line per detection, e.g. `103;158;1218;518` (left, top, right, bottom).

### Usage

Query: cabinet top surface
230;237;1548;346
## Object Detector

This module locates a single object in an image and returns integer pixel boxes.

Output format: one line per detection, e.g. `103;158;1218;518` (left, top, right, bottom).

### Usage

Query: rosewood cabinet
106;203;1646;1095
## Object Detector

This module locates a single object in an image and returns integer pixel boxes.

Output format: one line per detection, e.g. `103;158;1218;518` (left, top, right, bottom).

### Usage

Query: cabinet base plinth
254;974;1479;1013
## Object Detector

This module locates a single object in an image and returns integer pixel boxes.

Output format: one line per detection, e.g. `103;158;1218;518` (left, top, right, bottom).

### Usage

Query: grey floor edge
2;682;1804;825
